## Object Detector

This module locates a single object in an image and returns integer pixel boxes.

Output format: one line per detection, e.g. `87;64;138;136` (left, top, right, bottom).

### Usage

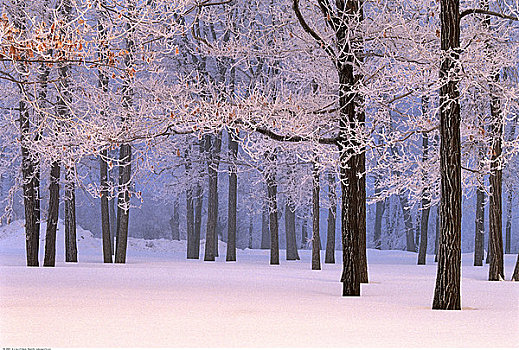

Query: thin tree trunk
44;162;60;266
265;151;279;265
261;204;270;249
170;200;180;240
285;199;299;260
193;184;203;259
301;218;308;249
325;172;337;263
312;162;321;270
100;151;112;263
226;129;238;261
505;188;512;254
64;169;77;263
418;99;431;265
248;215;254;249
185;149;196;258
474;185;485;266
373;179;384;250
115;143;131;263
399;195;416;252
435;206;439;262
109;176;116;255
433;0;462;310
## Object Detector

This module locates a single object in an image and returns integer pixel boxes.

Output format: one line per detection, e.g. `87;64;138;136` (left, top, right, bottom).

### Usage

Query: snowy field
0;221;518;348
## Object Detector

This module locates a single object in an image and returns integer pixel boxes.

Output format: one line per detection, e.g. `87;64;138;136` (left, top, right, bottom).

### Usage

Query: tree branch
460;8;518;21
292;0;337;65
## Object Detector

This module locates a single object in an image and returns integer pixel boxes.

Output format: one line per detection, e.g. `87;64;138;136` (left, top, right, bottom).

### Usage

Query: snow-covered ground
0;221;518;347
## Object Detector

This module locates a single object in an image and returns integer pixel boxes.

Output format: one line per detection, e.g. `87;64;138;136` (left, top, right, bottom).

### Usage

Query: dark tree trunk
64;169;77;263
312;162;321;270
488;98;504;281
192;184;203;259
285;200;299;260
435;207;439;262
512;253;519;281
261;204;270;249
44;162;60;267
115;143;131;263
98;5;111;263
265;152;279;265
109;179;116;255
115;3;135;263
373;180;385;250
100;151;112;263
325;172;337;263
418;102;431;265
186;185;196;257
170;200;180;240
504;188;512;255
226;129;239;261
474;185;485;266
301;218;308;249
399;195;416;252
204;134;222;261
248;216;254;249
433;0;462;310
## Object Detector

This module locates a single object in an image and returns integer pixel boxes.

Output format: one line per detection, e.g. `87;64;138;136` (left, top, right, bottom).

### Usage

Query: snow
0;221;518;347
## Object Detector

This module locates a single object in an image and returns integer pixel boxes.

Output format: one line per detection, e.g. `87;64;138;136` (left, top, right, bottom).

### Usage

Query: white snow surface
0;221;518;347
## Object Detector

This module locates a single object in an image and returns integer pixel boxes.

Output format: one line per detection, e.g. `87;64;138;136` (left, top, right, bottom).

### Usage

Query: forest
0;1;518;341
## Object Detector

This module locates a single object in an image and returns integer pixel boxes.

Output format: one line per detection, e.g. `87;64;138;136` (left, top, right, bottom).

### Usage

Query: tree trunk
98;4;112;263
504;188;512;255
512;253;519;281
326;172;337;263
265;152;279;265
399;195;416;252
301;218;308;249
433;0;462;310
192;184;203;259
15;0;39;267
373;179;385;250
109;179;116;255
474;185;485;266
312;162;321;270
488;100;504;281
435;207;439;262
64;169;78;263
43;162;60;267
248;215;254;249
115;143;131;263
226;129;239;261
285;200;299;260
100;151;112;263
418;103;431;265
170;200;180;240
261;204;270;249
204;134;221;261
185;148;196;258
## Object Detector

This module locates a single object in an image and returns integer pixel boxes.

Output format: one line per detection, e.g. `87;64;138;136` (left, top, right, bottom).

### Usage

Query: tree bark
433;0;462;310
504;188;512;255
265;150;279;265
170;200;180;240
64;169;78;263
512;253;519;281
43;162;60;266
373;179;384;250
325;172;337;263
261;204;270;249
115;143;131;263
204;134;222;261
435;207;439;262
312;162;321;270
285;199;299;260
301;218;308;249
100;151;112;263
226;129;239;261
474;185;485;266
418;99;431;265
399;195;416;252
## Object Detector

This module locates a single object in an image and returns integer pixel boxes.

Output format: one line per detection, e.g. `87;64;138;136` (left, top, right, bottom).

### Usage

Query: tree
418;97;431;265
325;172;337;263
312;161;321;270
